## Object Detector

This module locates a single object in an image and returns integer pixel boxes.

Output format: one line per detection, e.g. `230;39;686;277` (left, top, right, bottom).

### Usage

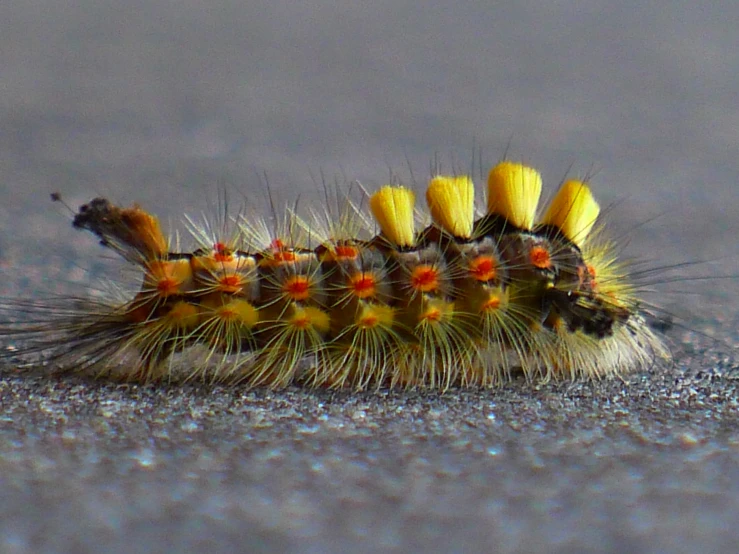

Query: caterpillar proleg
2;161;670;390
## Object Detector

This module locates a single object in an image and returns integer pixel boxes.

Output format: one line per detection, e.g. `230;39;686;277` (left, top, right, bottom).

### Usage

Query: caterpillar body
2;161;669;390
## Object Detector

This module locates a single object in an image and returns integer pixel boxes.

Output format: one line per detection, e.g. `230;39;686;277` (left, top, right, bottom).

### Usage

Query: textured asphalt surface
3;1;739;553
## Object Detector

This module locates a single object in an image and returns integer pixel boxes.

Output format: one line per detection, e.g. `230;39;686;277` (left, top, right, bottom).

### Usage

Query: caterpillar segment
369;185;469;389
7;161;668;389
313;241;399;390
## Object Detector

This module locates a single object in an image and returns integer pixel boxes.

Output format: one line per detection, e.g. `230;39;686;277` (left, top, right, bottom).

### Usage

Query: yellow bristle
209;298;260;329
426;175;475;239
540;180;601;247
161;301;201;331
369;186;416;248
418;298;453;325
356;303;396;329
288;306;331;334
487;162;543;230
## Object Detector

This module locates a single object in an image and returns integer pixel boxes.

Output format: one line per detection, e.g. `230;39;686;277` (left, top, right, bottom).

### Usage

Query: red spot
221;275;240;287
587;264;598;289
267;238;298;263
359;314;379;327
420;308;442;322
283;276;311;301
469;256;497;282
411;265;440;292
350;272;377;299
292;316;310;329
529;246;552;269
334;244;358;259
218;274;242;293
273;250;296;263
212;242;234;262
482;296;501;311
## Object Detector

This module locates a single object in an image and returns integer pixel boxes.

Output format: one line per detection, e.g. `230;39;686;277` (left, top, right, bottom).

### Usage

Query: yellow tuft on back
487;162;542;230
369;186;417;248
426;175;475;239
540;180;600;247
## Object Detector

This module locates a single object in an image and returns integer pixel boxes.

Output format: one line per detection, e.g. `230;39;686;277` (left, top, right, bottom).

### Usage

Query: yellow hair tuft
426;175;475;239
487;162;542;230
540;180;600;247
369;186;416;248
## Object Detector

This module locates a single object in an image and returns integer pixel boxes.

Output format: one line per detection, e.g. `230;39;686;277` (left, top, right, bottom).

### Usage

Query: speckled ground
2;320;738;554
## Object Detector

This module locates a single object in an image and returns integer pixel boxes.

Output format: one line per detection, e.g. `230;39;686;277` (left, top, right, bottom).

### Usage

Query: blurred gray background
1;1;739;553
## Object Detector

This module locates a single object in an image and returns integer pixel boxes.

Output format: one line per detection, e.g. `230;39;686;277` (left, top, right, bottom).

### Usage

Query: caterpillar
1;160;670;390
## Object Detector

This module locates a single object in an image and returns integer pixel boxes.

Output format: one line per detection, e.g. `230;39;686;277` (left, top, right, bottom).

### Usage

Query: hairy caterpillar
1;161;669;390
